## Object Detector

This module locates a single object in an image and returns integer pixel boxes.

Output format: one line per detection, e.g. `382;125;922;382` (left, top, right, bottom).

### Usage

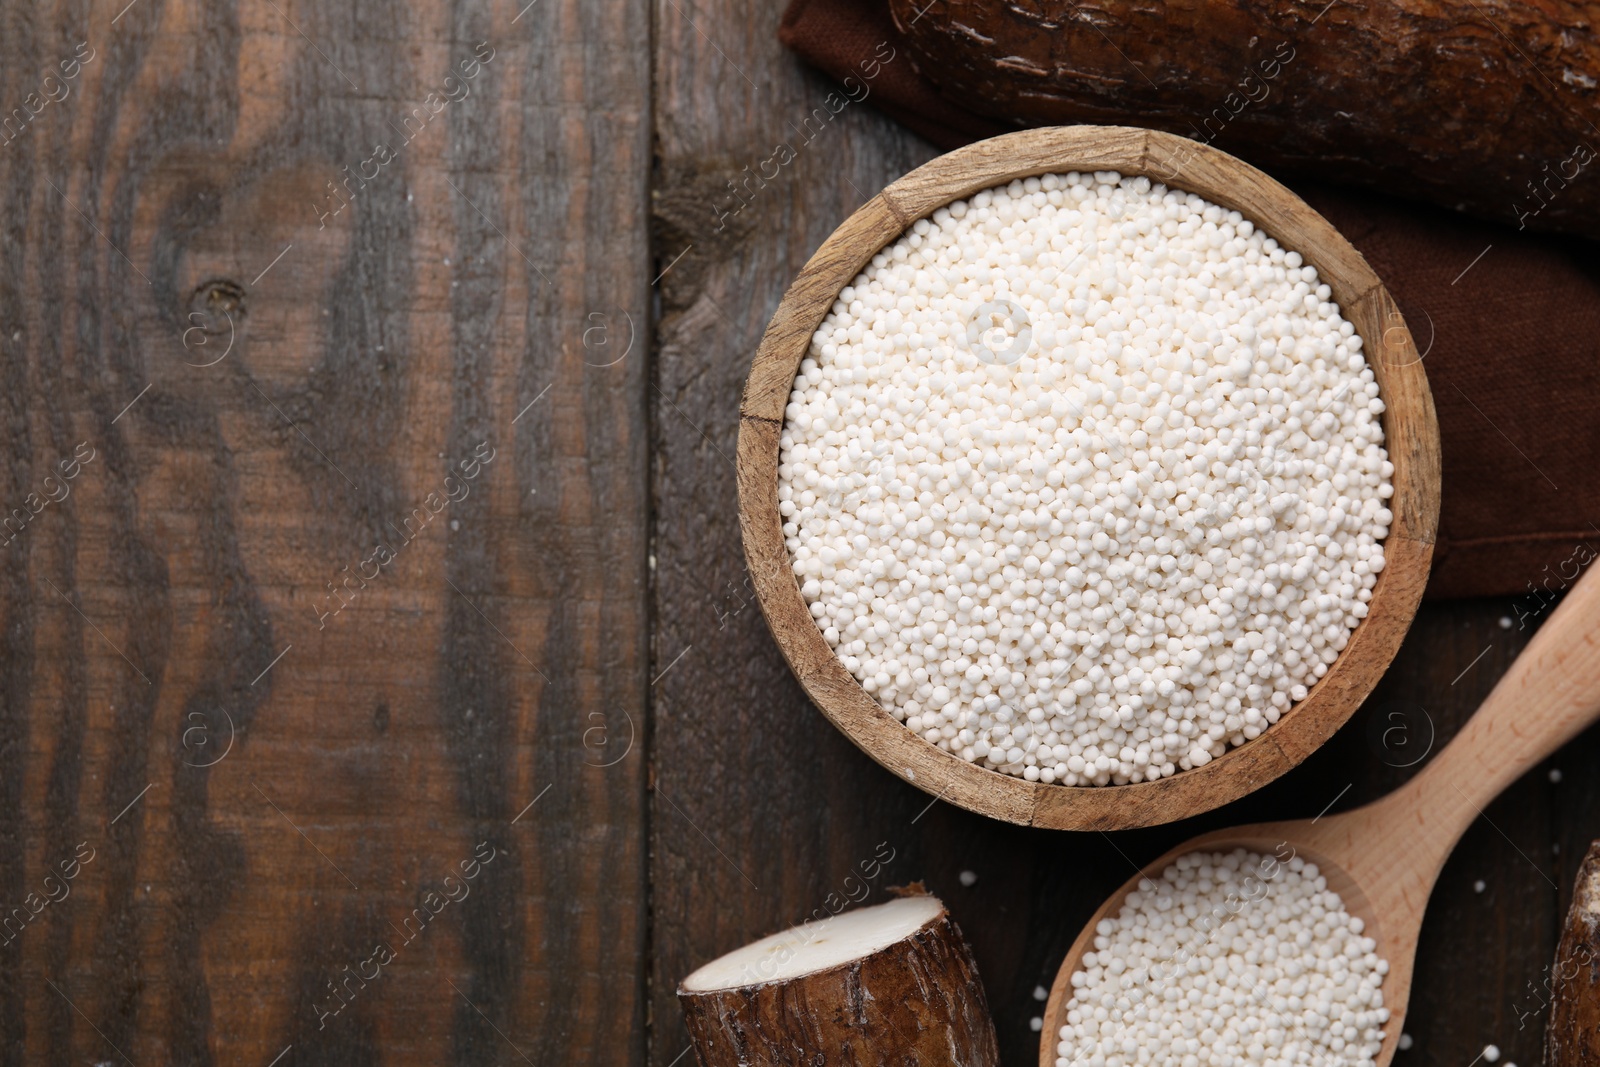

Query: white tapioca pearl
782;173;1389;784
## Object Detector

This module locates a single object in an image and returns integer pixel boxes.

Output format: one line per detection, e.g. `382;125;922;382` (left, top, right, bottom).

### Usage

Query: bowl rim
736;125;1440;831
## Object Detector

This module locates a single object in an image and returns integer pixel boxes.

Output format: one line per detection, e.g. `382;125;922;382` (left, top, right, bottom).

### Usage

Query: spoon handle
1392;551;1600;861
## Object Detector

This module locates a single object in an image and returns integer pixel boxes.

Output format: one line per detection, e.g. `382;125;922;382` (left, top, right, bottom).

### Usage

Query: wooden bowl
736;126;1440;830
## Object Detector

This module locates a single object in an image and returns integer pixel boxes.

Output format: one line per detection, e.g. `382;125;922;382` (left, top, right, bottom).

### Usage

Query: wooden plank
0;0;650;1064
648;4;953;1063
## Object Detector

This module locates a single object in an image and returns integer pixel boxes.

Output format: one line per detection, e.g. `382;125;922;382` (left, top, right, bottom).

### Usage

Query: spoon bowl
1042;820;1408;1067
1042;559;1600;1067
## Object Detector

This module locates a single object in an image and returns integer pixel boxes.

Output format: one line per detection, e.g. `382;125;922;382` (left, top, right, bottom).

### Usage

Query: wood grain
737;125;1440;830
0;0;649;1064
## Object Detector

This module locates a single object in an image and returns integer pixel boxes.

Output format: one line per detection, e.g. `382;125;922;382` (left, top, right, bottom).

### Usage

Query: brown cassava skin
887;0;1600;239
1546;841;1600;1066
678;905;1000;1067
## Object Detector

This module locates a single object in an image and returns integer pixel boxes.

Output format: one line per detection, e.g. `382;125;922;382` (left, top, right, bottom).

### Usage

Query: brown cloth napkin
779;0;1600;603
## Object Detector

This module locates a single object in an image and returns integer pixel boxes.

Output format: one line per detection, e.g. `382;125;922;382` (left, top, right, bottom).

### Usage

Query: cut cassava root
1545;840;1600;1067
679;894;1000;1066
886;0;1600;240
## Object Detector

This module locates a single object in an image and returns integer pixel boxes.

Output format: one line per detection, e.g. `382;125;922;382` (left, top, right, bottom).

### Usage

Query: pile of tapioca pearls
1055;848;1388;1067
778;170;1392;785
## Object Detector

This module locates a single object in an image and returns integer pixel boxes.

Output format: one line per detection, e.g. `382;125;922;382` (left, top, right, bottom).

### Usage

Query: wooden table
0;1;1591;1064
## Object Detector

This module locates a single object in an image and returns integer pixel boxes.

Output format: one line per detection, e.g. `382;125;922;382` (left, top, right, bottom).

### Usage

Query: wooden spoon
1042;559;1600;1067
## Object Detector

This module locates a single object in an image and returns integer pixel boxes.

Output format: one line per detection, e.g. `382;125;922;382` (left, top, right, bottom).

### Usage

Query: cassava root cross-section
678;894;1000;1066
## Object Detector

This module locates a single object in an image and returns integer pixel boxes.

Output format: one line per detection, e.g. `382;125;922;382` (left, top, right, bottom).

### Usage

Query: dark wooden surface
0;1;1593;1065
0;0;649;1064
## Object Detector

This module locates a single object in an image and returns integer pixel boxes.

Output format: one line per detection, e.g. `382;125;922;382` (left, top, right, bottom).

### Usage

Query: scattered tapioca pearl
1398;1033;1413;1051
1474;879;1487;893
1550;768;1563;783
780;172;1391;784
1055;848;1388;1067
1031;1016;1044;1032
1034;984;1049;1001
1483;1044;1501;1063
958;869;978;887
